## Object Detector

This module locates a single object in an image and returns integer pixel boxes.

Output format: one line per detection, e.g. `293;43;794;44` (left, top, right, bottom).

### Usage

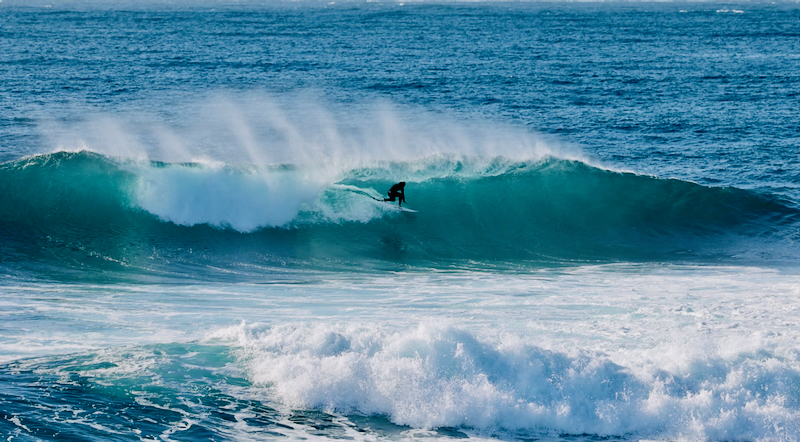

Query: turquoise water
2;151;797;276
2;2;800;441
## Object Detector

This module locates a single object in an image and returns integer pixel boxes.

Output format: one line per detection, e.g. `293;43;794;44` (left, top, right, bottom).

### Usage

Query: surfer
384;182;406;207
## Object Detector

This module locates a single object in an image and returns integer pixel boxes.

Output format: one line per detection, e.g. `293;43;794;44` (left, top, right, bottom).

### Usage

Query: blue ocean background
2;1;800;441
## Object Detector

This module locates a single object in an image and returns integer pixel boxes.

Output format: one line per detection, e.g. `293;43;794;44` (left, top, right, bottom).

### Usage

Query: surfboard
371;196;417;212
377;199;416;212
331;184;417;212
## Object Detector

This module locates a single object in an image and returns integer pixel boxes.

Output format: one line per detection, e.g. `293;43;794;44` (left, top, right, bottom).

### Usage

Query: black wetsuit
384;182;406;206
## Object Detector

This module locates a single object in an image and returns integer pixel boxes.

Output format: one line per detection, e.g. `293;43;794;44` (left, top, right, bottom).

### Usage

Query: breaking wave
0;151;797;276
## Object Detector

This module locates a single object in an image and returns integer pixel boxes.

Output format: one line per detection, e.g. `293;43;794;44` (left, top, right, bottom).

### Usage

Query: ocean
1;1;800;441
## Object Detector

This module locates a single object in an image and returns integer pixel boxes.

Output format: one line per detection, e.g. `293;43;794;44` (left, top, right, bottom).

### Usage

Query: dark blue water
2;2;800;441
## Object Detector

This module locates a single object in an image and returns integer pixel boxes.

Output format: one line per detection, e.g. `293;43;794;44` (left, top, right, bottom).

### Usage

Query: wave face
1;151;797;277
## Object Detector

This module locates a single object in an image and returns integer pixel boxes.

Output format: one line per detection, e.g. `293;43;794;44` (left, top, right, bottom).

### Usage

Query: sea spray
40;92;565;168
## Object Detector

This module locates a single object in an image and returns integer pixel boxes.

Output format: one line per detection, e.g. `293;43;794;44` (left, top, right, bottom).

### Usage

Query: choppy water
2;2;800;441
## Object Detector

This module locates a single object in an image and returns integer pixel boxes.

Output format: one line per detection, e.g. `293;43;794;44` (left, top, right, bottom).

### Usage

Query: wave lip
210;322;800;440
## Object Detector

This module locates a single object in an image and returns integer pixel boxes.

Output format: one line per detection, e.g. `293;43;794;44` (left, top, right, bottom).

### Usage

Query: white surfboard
332;184;417;212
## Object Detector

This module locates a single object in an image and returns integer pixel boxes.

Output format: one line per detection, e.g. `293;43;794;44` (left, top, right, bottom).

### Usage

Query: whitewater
2;2;800;442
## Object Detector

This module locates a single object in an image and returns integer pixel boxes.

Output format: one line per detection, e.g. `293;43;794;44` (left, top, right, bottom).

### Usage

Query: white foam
210;320;800;440
5;265;800;440
133;163;332;231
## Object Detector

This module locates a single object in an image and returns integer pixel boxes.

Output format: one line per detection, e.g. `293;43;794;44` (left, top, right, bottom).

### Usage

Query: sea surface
2;1;800;441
